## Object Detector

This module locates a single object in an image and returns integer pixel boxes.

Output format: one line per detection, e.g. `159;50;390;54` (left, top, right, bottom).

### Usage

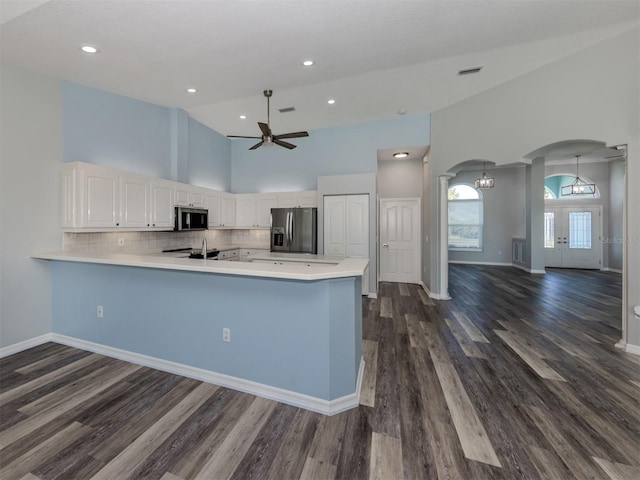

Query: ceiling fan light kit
227;89;309;150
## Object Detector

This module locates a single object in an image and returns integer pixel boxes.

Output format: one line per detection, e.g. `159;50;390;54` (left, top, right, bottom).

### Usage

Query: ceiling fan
227;89;309;150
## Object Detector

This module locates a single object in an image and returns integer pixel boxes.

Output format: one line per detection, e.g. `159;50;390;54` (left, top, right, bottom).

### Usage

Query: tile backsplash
64;229;270;254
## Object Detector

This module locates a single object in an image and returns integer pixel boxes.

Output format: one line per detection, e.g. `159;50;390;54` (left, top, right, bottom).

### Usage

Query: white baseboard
512;263;546;274
449;260;513;267
49;333;362;416
0;333;53;358
601;267;623;274
615;340;640;356
367;292;378;299
419;281;451;301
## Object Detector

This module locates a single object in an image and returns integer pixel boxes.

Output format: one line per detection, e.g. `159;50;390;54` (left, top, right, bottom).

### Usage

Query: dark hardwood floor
1;265;638;479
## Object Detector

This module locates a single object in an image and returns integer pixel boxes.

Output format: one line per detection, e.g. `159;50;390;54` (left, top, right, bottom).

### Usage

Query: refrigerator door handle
288;211;293;247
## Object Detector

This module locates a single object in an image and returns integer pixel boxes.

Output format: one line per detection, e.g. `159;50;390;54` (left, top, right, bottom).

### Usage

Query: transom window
448;184;483;251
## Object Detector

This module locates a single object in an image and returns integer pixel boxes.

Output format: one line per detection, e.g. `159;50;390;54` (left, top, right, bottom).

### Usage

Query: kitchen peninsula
33;251;368;415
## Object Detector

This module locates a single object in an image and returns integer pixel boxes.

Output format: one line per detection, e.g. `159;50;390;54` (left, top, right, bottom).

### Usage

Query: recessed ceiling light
397;109;407;115
80;45;99;54
239;115;246;119
327;99;336;105
393;152;409;159
186;88;197;94
302;59;314;67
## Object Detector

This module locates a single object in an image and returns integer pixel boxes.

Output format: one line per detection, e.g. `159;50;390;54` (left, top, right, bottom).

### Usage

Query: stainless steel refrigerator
270;208;318;254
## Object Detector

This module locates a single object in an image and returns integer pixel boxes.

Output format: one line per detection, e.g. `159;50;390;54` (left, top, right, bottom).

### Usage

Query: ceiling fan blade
274;131;309;140
258;122;271;137
273;139;296;150
227;135;261;139
249;141;264;150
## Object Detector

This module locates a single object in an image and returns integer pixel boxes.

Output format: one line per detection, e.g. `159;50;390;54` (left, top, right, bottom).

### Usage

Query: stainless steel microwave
174;206;208;231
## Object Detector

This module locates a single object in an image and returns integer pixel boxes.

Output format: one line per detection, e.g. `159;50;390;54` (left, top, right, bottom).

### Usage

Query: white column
439;175;452;300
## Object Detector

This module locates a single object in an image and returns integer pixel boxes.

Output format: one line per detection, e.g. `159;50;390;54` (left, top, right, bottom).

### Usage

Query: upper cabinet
63;162;172;231
205;190;222;227
62;162;316;231
277;191;317;208
236;193;278;228
221;193;236;227
174;184;206;207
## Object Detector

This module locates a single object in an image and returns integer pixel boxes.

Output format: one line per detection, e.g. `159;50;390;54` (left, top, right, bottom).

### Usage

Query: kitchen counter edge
31;251;369;281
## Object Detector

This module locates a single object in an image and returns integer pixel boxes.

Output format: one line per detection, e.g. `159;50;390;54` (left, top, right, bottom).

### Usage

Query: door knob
383;243;389;248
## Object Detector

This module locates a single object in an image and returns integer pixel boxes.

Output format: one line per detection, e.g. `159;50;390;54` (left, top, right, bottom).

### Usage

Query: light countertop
32;251;368;281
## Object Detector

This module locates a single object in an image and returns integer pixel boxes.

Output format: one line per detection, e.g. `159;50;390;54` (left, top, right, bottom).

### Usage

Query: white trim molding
49;333;363;416
615;340;640;356
449;260;513;267
601;267;623;274
0;333;53;358
420;281;450;301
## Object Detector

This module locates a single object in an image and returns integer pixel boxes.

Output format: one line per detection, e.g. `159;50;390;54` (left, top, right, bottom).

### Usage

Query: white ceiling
1;0;638;137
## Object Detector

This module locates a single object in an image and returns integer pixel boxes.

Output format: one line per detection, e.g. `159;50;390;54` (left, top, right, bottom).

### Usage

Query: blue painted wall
51;261;361;401
230;114;430;193
62;82;173;179
188;117;231;191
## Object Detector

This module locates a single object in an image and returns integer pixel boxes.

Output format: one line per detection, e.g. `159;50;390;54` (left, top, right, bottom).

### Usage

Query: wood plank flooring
1;265;638;479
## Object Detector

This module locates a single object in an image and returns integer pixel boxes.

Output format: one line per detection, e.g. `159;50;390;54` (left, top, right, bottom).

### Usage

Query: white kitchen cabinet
238;248;269;261
235;194;257;227
218;248;239;261
174;185;206;207
277;191;317;208
150;179;174;228
62;162;120;229
323;194;369;294
206;190;222;227
256;194;278;227
120;174;150;228
221;193;236;227
62;162;171;231
236;193;278;227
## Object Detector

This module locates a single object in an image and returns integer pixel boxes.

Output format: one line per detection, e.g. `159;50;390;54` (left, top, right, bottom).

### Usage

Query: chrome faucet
201;237;207;257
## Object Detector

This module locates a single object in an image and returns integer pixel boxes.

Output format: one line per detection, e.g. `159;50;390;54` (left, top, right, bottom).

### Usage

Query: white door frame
378;197;421;284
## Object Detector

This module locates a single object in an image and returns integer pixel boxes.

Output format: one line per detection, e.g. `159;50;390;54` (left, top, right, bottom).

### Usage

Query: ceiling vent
278;106;296;113
458;66;483;76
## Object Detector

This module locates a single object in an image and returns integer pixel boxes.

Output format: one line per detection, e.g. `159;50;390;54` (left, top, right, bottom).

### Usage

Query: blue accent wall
230;114;430;193
51;261;361;401
62;82;173;179
188;117;231;191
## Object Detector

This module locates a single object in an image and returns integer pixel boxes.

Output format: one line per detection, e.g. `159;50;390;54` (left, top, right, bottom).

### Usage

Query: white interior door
323;196;346;256
379;198;420;283
544;206;601;269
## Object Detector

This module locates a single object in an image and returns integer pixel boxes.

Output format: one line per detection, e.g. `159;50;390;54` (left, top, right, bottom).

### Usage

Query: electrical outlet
222;328;231;342
118;238;125;247
97;305;104;318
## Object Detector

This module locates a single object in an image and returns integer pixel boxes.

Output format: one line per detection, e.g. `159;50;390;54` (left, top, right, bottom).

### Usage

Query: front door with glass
544;206;601;269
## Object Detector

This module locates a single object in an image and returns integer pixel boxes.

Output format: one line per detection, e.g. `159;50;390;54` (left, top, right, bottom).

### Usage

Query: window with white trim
448;184;483;250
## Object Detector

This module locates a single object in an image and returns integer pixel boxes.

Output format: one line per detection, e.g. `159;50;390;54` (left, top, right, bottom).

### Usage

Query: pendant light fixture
474;161;495;189
561;155;595;196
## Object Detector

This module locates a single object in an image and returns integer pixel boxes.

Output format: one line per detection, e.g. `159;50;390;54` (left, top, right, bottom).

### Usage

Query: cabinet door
120;175;150;228
61;167;77;228
174;185;191;206
236;194;257;227
206;191;222;227
323;196;346;256
83;167;120;228
190;188;206;208
297;191;317;207
151;180;174;228
221;194;236;226
256;194;278;227
277;192;297;208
